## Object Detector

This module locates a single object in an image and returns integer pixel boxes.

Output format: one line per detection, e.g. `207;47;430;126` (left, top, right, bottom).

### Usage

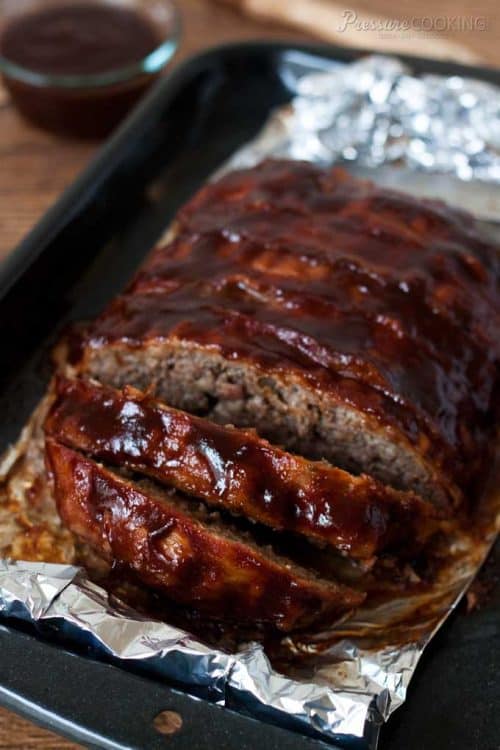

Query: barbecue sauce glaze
82;161;500;497
45;376;435;560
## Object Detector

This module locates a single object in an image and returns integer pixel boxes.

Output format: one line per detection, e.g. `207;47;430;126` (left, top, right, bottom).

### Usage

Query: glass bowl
0;0;181;138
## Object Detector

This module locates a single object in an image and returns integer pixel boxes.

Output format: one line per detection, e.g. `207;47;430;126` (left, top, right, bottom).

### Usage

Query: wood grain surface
0;708;82;749
0;0;497;747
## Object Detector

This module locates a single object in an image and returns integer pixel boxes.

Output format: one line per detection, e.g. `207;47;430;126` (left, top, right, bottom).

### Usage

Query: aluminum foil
1;54;499;749
224;53;500;184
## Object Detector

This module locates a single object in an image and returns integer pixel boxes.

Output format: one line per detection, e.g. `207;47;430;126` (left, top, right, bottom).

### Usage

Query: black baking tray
0;41;499;750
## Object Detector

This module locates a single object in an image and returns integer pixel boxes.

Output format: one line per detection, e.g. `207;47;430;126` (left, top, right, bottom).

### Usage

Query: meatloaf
46;439;363;631
70;160;500;510
45;375;436;559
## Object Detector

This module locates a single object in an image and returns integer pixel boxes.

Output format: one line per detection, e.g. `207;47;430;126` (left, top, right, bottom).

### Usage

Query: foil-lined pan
1;54;499;748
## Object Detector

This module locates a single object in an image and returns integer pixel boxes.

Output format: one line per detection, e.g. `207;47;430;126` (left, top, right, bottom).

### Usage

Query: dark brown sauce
45;376;436;559
0;3;163;137
86;161;500;494
1;4;160;76
47;439;362;632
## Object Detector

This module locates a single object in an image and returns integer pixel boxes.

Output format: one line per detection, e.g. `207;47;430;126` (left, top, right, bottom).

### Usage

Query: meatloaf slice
75;332;458;510
46;439;363;631
71;161;500;509
45;376;436;559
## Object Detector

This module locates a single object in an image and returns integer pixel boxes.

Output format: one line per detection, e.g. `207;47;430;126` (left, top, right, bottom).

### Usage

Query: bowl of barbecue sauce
0;0;180;138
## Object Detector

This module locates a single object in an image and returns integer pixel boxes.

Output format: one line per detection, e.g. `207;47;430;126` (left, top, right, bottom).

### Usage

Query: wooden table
0;0;497;746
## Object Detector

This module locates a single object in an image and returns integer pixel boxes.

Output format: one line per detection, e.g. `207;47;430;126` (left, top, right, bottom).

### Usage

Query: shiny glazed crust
45;439;364;631
45;376;437;559
75;160;500;506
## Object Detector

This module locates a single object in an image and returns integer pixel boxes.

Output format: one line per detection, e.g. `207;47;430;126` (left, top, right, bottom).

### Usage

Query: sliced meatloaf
70;160;500;509
46;439;363;631
45;376;437;559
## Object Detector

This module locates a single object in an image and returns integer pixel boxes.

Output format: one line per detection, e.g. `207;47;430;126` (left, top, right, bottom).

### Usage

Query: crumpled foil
224;53;500;184
1;55;499;749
